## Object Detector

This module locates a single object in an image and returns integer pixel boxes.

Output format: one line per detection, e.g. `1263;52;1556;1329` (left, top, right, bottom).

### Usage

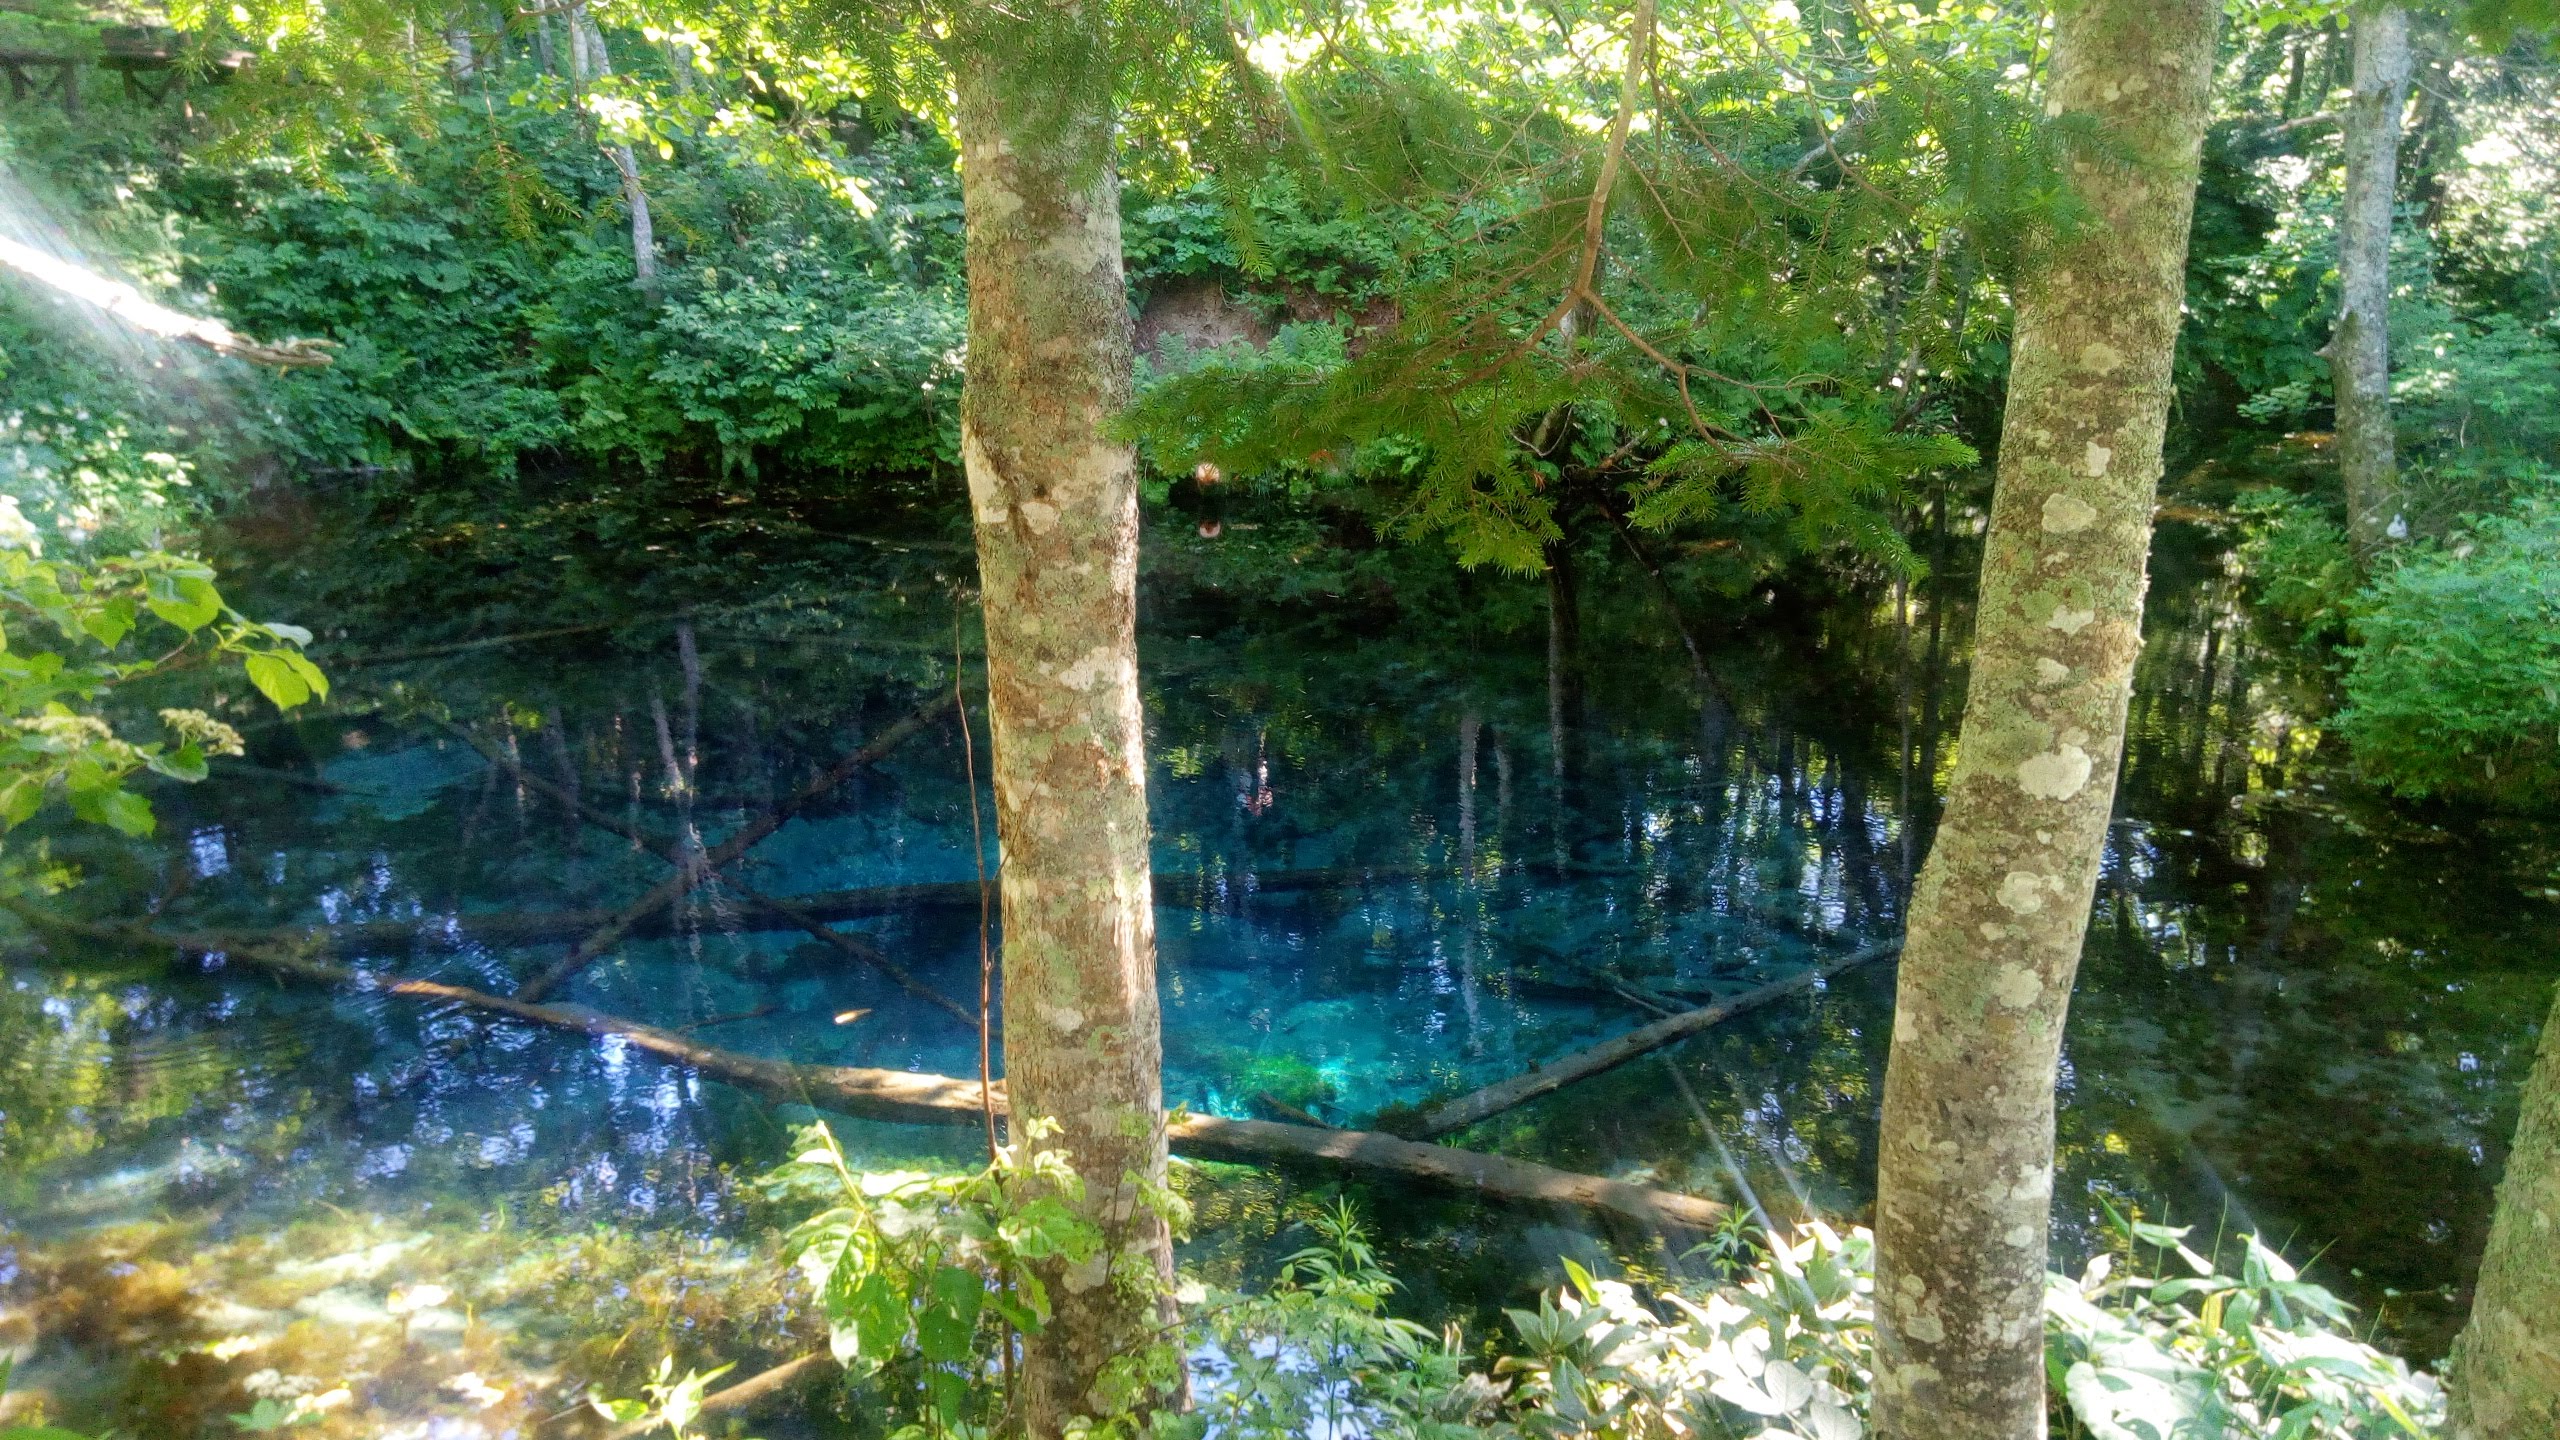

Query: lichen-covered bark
2448;982;2560;1440
2334;4;2412;558
951;18;1174;1433
1869;4;2220;1437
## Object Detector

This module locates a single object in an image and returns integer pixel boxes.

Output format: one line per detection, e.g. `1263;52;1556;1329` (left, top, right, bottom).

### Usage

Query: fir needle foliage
1121;0;2070;573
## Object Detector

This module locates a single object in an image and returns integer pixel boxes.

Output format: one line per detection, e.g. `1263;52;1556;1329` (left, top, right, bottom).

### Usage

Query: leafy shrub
171;65;965;482
2392;313;2560;532
0;298;207;547
2045;1220;2441;1440
0;516;321;838
2233;487;2362;640
1185;1212;2439;1440
2335;494;2560;806
1177;1198;1500;1440
737;1151;2444;1440
758;1116;1188;1435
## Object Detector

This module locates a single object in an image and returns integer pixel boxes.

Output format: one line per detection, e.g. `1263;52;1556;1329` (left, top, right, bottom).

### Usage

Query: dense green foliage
683;1170;2441;1440
182;93;965;479
2334;496;2560;804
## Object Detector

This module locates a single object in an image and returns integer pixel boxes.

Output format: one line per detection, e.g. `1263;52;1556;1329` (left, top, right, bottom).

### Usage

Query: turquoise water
2;494;2554;1433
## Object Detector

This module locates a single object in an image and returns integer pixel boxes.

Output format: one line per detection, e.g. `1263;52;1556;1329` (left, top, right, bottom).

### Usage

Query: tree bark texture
2447;981;2560;1440
951;15;1176;1432
1869;4;2220;1438
2333;4;2412;558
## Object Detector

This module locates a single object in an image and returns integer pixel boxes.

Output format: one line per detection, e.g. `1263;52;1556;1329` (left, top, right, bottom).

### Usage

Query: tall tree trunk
2447;981;2560;1439
2332;4;2412;559
1868;4;2220;1437
949;13;1176;1432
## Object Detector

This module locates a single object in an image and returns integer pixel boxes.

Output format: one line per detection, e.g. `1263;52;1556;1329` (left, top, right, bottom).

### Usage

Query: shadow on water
1;459;2554;1430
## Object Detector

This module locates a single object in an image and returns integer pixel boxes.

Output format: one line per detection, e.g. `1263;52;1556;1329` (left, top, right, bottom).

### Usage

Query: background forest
0;0;2557;1435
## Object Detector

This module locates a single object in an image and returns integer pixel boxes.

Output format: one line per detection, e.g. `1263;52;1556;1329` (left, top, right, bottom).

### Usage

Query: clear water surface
2;479;2552;1436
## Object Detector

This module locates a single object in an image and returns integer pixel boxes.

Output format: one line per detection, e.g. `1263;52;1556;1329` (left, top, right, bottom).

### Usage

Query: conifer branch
1445;0;1653;395
1567;0;1654;303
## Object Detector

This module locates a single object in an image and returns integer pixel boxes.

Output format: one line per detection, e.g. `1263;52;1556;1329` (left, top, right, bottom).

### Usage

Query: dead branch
193;865;1452;957
1408;937;1904;1139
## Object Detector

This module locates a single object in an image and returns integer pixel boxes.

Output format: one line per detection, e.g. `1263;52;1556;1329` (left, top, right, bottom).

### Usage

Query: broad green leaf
81;597;136;649
281;649;329;701
917;1264;985;1364
852;1270;907;1360
62;754;111;796
97;787;157;837
146;743;209;784
244;652;312;710
0;778;43;829
145;572;222;632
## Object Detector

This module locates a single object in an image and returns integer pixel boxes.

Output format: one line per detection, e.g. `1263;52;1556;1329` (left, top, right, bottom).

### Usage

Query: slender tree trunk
445;24;475;85
567;4;659;290
1868;4;2220;1437
949;12;1176;1431
2278;27;2307;119
2333;4;2411;558
2448;981;2560;1439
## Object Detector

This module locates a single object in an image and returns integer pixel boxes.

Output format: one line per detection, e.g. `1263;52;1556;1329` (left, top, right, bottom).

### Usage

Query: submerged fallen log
22;914;1727;1233
1407;937;1906;1140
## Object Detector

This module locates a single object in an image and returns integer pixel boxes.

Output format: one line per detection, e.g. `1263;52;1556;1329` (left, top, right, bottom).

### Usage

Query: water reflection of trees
8;488;2554;1370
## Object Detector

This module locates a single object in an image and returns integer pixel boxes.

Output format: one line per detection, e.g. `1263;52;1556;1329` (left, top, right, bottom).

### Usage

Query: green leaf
280;649;330;701
917;1265;985;1364
94;786;157;837
852;1270;907;1361
146;743;209;784
1;1427;101;1440
1560;1255;1602;1305
244;652;312;710
586;1394;648;1424
986;1285;1041;1334
0;778;44;829
82;597;136;649
146;572;222;632
228;1397;297;1433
